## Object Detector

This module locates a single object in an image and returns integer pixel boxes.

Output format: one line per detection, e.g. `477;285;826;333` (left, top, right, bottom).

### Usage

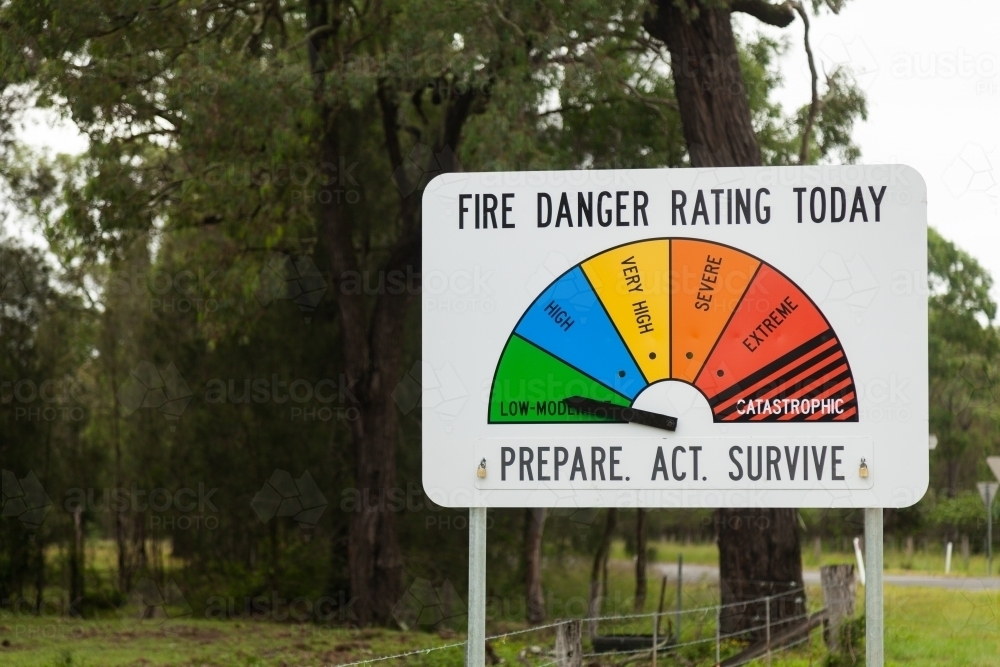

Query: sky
8;1;1000;297
740;0;1000;297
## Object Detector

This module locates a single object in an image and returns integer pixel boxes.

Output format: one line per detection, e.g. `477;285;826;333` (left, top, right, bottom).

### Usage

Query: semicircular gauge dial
488;239;858;424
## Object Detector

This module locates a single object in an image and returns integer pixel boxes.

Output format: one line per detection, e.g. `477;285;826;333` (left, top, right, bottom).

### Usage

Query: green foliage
926;227;1000;495
824;614;864;667
928;491;996;533
929;228;998;335
740;31;867;166
0;0;867;624
0;238;96;602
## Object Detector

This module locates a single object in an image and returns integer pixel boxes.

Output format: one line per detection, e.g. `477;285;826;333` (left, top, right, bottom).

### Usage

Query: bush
929;492;992;534
824;614;865;667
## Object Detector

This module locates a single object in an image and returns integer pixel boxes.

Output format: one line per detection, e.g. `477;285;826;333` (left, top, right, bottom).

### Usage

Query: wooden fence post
555;620;582;667
820;564;857;654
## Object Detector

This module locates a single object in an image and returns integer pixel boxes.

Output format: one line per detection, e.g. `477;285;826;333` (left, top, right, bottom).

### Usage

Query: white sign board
978;482;999;508
421;166;928;509
987;456;1000;483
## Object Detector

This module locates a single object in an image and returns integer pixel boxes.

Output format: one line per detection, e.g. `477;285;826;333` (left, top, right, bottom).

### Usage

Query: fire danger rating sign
421;166;928;509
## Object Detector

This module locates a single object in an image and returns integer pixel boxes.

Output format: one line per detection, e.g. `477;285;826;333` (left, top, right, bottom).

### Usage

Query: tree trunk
319;121;407;626
645;1;805;641
69;507;85;611
344;396;406;626
716;509;805;640
315;92;475;627
110;358;130;593
645;1;763;168
634;509;648;611
33;534;45;614
946;457;959;498
525;508;547;624
588;508;618;637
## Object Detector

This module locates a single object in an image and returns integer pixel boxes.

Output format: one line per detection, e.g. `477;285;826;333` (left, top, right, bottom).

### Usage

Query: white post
852;536;866;586
652;609;657;667
865;508;884;667
988;485;994;576
765;596;771;667
467;507;488;667
675;553;683;644
715;603;721;666
945;541;953;574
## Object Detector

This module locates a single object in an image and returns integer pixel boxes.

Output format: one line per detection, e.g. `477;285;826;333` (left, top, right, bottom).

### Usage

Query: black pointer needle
563;396;678;432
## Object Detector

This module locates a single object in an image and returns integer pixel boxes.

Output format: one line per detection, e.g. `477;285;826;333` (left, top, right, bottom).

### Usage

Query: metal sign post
984;459;1000;577
864;508;884;667
465;507;486;667
977;482;998;576
466;507;487;667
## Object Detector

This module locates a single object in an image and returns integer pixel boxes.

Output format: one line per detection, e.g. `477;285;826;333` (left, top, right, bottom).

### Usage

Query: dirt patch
333;641;371;652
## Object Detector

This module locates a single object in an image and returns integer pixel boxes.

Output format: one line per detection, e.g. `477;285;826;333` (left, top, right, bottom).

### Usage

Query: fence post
675;553;683;644
820;564;856;654
765;596;771;667
715;603;721;666
555;620;582;667
652;610;657;667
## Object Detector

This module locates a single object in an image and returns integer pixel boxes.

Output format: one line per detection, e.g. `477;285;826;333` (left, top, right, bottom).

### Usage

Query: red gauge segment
695;264;856;422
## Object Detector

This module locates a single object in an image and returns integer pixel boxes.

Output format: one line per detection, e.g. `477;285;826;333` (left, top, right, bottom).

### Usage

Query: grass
884;585;1000;666
0;618;484;667
3;577;998;667
3;542;999;666
612;539;719;568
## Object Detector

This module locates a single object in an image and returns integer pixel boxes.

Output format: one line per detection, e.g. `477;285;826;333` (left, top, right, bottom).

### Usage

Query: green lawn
3;582;997;666
2;544;999;666
884;586;1000;666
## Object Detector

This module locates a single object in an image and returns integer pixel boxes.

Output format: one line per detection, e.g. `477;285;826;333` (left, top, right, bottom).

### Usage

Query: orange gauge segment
582;240;670;382
670;240;760;382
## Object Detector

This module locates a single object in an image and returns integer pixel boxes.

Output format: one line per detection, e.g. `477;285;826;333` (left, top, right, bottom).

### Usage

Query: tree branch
624;81;679;112
792;1;820;164
441;84;477;167
293;23;336;50
376;80;408;197
730;0;796;28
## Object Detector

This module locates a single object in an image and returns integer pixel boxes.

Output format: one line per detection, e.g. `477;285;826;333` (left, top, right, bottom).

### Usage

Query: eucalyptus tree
927;227;999;497
1;0;687;623
643;0;866;637
2;0;867;626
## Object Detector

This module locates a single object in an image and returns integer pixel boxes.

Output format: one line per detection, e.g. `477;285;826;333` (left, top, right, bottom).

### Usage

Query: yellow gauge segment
582;240;670;381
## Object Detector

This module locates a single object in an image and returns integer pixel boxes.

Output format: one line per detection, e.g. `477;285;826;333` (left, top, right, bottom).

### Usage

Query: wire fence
333;585;827;667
